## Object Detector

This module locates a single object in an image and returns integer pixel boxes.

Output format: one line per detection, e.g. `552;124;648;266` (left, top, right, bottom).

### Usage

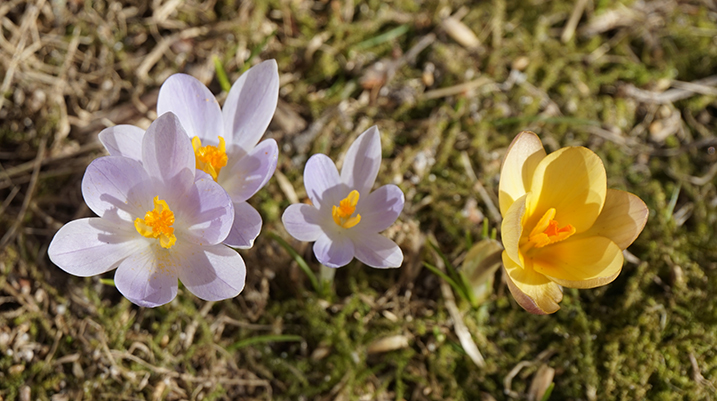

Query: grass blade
227;334;303;351
269;232;321;293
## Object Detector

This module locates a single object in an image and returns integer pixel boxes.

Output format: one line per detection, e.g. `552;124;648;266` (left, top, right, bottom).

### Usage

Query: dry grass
1;0;717;400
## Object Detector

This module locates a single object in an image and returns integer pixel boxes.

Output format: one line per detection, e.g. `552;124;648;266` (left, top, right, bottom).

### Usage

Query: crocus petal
502;251;562;315
176;243;246;301
223;202;263;249
175;173;234;246
531;236;623;289
223;60;279;153
575;189;649;250
156;73;224;141
314;233;355;268
82;156;151;223
501;193;527;268
282;203;323;242
354;184;404;233
498;131;546;216
304;154;344;209
340;126;381;196
98;125;145;162
528;146;606;233
352;232;403;268
48;218;144;277
142;112;196;196
114;248;179;308
220;139;279;203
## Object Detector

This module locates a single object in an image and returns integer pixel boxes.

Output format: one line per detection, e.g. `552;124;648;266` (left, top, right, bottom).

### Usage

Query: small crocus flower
99;60;280;249
281;127;404;269
498;131;648;314
48;113;245;307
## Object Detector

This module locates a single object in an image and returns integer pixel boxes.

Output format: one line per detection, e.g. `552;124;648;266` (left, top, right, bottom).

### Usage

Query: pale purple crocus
48;112;245;307
98;60;279;249
281;126;404;269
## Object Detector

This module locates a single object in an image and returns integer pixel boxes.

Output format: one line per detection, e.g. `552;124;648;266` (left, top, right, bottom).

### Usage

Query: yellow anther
135;196;177;249
332;190;362;229
526;208;575;249
192;136;228;181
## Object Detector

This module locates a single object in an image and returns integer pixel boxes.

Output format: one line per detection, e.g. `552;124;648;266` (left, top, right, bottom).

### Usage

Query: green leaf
269;232;321;294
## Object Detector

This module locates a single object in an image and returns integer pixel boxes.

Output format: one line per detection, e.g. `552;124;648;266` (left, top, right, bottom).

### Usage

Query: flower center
135;196;177;249
192;136;228;181
524;208;575;250
332;190;362;229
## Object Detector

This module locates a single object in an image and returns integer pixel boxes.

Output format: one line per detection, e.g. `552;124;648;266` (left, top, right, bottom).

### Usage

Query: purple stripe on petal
82;156;152;222
176;173;234;246
157;73;224;141
356;184;404;233
282;203;323;242
340;126;382;195
223;202;263;249
48;218;143;277
220;138;278;203
352;232;403;268
114;247;179;308
176;243;246;301
223;60;279;153
142;112;195;196
313;233;354;268
98;125;145;162
304;154;343;209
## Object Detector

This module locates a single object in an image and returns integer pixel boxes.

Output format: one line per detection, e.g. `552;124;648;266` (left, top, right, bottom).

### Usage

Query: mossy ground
1;0;716;400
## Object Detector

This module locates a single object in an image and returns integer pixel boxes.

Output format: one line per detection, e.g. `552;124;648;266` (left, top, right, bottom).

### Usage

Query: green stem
319;264;336;296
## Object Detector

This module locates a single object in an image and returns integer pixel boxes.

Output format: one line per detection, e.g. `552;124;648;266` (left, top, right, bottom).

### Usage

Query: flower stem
319;264;336;297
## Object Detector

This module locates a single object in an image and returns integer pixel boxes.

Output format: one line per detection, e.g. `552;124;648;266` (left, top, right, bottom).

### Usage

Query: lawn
1;0;717;400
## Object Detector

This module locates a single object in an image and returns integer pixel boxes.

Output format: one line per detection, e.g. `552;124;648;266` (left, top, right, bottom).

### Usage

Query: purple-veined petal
157;73;224;141
82;156;152;223
282;203;323;242
223;60;279;153
176;243;246;301
220;138;278;203
304;154;344;209
48;218;144;277
142;112;196;196
355;184;404;233
174;173;234;246
98;125;145;162
313;233;354;268
340;126;382;195
114;247;179;308
352;232;403;268
223;201;262;249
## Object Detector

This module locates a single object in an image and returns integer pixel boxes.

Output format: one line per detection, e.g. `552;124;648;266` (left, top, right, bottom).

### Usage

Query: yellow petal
499;131;546;216
502;251;563;315
531;236;623;289
574;189;648;250
501;193;528;267
527;147;606;234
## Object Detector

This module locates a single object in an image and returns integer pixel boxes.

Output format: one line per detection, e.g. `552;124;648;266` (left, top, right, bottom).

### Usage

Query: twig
421;77;496;100
622;76;717;104
0;136;47;248
561;0;588;43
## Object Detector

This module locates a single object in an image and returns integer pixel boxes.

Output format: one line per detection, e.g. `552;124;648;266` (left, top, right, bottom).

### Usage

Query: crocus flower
281;127;404;268
499;131;648;314
100;60;280;249
48;112;245;307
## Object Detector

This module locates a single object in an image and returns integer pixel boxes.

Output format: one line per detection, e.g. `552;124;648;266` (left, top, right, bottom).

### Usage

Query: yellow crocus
499;131;649;314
